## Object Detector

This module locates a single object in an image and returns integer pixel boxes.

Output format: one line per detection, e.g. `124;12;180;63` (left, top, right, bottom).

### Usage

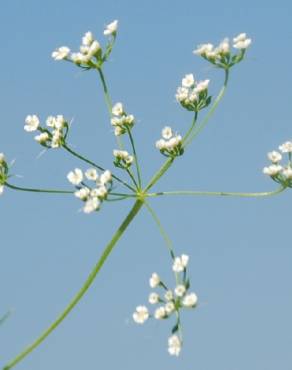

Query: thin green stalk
126;168;139;189
126;127;142;189
185;69;229;147
96;67;123;150
144;157;174;192
5;182;73;194
63;144;135;192
144;201;175;260
182;112;198;146
0;311;12;326
3;199;144;370
144;70;229;193
146;186;287;198
97;67;113;115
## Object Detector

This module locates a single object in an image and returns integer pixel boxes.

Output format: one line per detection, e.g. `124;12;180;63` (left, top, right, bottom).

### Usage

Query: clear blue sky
1;1;292;369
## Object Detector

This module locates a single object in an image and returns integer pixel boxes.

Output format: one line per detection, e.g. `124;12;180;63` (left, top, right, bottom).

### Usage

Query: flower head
133;306;149;324
51;46;70;60
149;273;160;288
104;20;118;36
67;168;83;185
168;335;181;356
24;115;40;132
172;254;189;272
182;293;198;308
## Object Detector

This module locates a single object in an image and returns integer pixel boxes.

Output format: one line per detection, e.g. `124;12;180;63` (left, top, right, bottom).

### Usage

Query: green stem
126;127;142;189
185;69;229;147
0;311;12;326
182;111;198;146
126;168;139;189
63;144;135;192
144;201;175;260
144;157;174;192
5;182;73;194
146;186;286;198
96;67;123;149
97;68;113;115
3;199;144;370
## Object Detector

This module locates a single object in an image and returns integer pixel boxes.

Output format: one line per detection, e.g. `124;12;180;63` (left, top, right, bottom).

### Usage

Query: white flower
154;306;166;319
182;74;195;88
263;164;283;176
175;284;186;297
99;170;112;185
182;292;198;308
164;290;174;301
172;254;189;272
34;132;49;144
67;168;83;185
216;38;230;54
112;102;124;116
113;150;129;159
114;126;123;136
24;115;40;132
52;46;70;60
194;79;210;93
175;86;189;102
85;168;98;181
279;141;292;153
149;273;160;288
133;305;149;324
165;301;175;315
74;187;90;200
282;167;292;179
233;33;251;49
156;139;166;150
92;186;108;199
0;185;4;195
162;126;173;140
83;197;100;214
54;115;66;129
193;43;214;56
267;151;282;163
168;335;181;356
104;20;118;36
0;153;6;164
88;40;101;56
82;31;94;46
149;292;159;304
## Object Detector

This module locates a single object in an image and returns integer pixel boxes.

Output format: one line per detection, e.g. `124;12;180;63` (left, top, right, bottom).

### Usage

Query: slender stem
144;201;175;260
182;112;198;146
185;69;229;147
96;67;123;149
0;311;12;326
144;157;174;192
97;68;113;115
106;196;132;202
110;192;136;197
5;182;73;194
126;127;142;189
3;200;144;370
63;144;135;192
146;186;287;198
126;168;139;189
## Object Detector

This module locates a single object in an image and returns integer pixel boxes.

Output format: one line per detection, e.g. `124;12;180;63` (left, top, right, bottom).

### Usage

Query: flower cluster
113;149;134;169
133;254;198;356
24;115;69;149
111;103;135;136
51;20;118;68
156;126;183;157
193;33;251;69
263;141;292;187
175;73;211;112
67;168;112;213
0;153;8;195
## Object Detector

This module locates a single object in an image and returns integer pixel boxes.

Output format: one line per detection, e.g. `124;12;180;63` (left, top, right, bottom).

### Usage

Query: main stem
3;199;144;370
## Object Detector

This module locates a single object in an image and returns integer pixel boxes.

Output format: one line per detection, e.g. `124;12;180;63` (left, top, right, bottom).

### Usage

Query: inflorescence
2;22;291;368
67;168;112;213
133;254;198;356
51;20;118;69
263;141;292;188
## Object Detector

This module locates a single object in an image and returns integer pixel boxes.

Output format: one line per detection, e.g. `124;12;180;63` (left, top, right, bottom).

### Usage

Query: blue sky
1;1;292;369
